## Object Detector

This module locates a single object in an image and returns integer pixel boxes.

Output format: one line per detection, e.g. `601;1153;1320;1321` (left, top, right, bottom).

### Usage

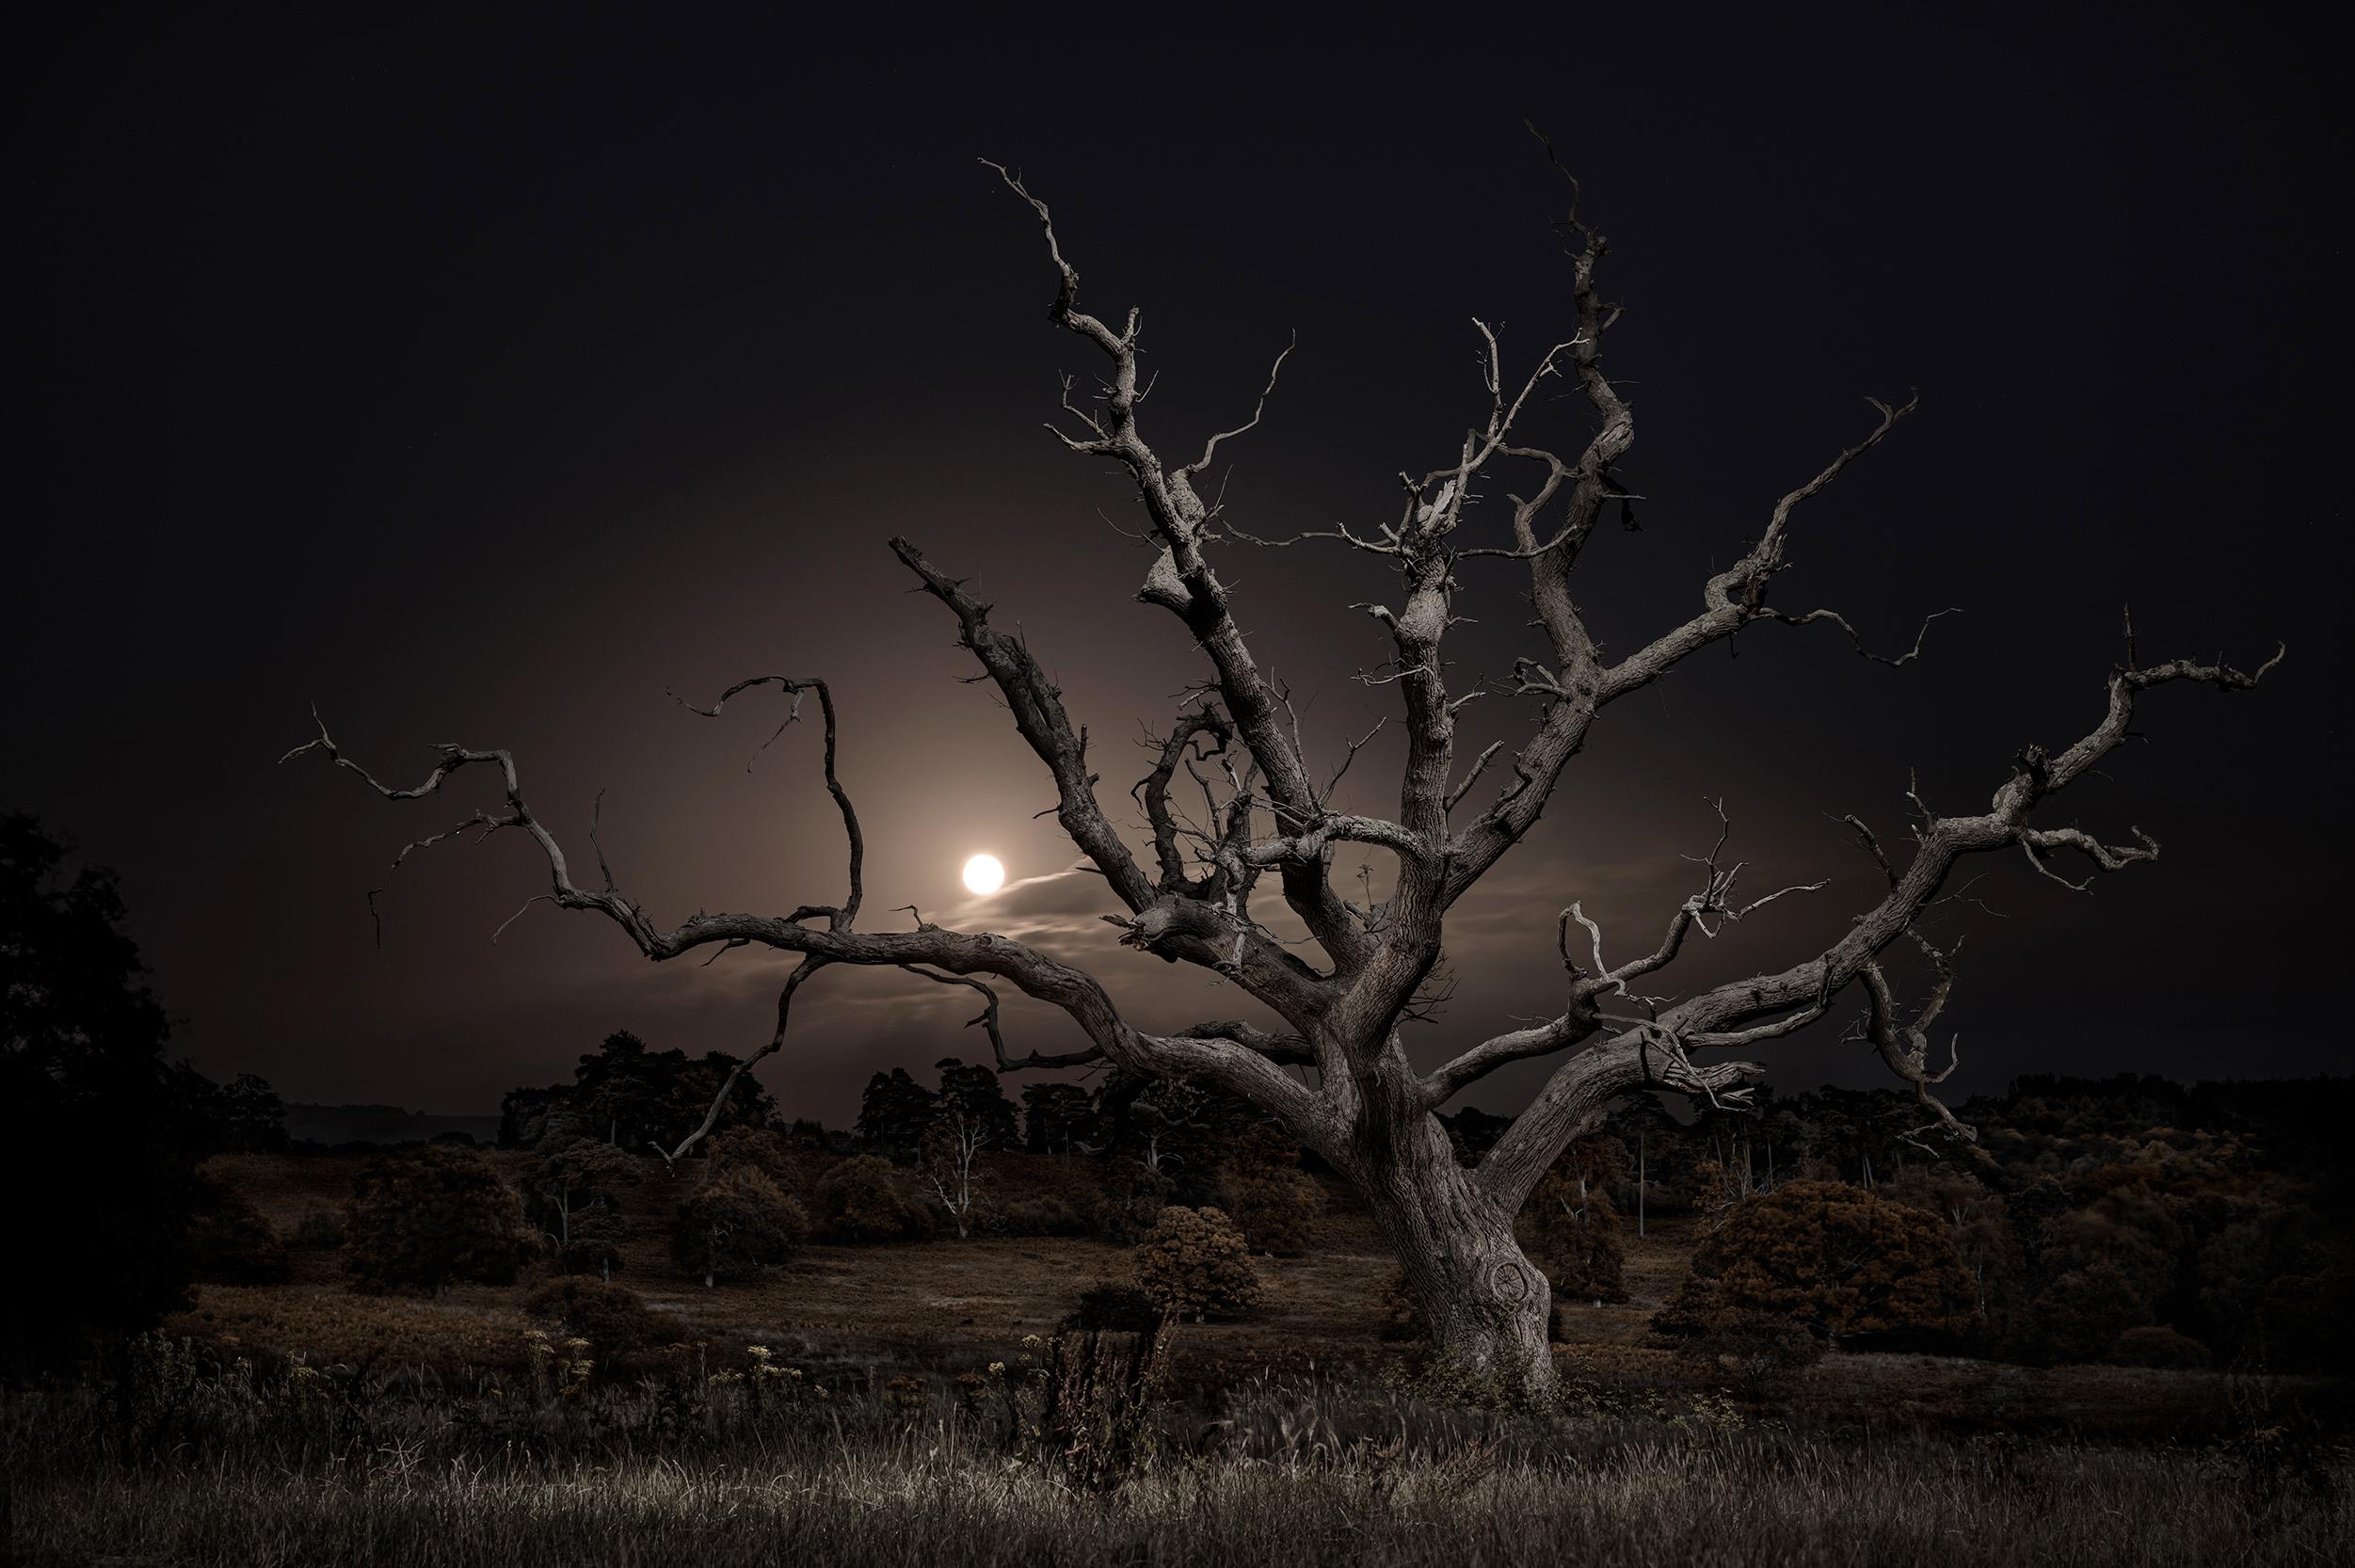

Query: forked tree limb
1474;641;2282;1209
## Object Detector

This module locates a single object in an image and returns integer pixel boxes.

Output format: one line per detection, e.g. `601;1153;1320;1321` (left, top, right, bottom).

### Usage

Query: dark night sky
4;5;2344;1125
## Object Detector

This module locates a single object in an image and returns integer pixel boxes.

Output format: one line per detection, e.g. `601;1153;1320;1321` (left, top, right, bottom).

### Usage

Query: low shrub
1652;1179;1977;1349
345;1145;536;1295
1220;1162;1322;1255
671;1165;810;1285
810;1155;932;1243
2109;1324;2212;1370
289;1208;346;1250
1088;1162;1175;1245
1056;1281;1166;1335
1670;1308;1825;1399
991;1196;1088;1238
1133;1207;1266;1320
524;1278;674;1357
188;1184;290;1286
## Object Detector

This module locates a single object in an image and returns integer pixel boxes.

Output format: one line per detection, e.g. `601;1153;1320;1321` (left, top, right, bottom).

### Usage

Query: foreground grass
14;1433;2347;1567
5;1336;2347;1567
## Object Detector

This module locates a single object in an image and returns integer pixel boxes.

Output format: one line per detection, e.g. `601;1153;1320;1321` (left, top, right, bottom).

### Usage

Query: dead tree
921;1107;992;1240
284;142;2279;1394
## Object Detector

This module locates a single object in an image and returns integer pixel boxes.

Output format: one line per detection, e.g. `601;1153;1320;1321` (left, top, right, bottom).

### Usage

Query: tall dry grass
3;1335;2345;1566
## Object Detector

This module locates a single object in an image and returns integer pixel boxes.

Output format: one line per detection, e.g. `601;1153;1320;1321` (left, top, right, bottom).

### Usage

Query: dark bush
810;1154;933;1243
1056;1281;1165;1335
1653;1179;1978;1349
1220;1161;1322;1255
290;1208;346;1250
188;1182;290;1285
2029;1260;2153;1365
345;1144;534;1294
1673;1307;1826;1398
525;1277;674;1356
703;1127;797;1187
992;1196;1088;1238
1529;1168;1627;1305
2108;1323;2212;1370
1088;1161;1175;1245
670;1164;810;1285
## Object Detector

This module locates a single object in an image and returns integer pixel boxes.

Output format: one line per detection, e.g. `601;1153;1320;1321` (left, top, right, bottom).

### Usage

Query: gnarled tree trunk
1361;1125;1553;1391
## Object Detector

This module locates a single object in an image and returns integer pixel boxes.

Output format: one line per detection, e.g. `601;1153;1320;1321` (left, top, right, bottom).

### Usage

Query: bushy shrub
2029;1260;2153;1364
1673;1307;1826;1398
290;1208;346;1250
670;1164;810;1285
809;1154;932;1242
1220;1161;1322;1255
188;1182;290;1285
1653;1179;1977;1349
1056;1280;1165;1334
991;1196;1088;1238
703;1127;797;1186
1529;1168;1628;1305
345;1144;534;1294
2108;1323;2211;1370
525;1277;673;1356
524;1138;646;1277
1088;1161;1175;1244
1132;1207;1266;1320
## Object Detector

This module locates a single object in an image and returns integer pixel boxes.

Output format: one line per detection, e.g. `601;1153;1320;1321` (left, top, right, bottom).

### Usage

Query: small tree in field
810;1153;931;1242
345;1144;533;1294
670;1163;809;1287
288;140;2278;1394
524;1137;645;1279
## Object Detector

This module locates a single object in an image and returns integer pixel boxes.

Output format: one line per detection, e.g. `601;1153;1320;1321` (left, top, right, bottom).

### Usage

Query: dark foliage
0;812;212;1368
1056;1281;1166;1335
934;1057;1018;1150
1020;1081;1097;1154
1672;1308;1826;1398
670;1163;809;1285
809;1154;931;1242
853;1067;937;1155
990;1196;1089;1238
525;1277;675;1357
523;1138;646;1277
344;1144;534;1294
1220;1159;1322;1255
1654;1179;1978;1349
1133;1208;1266;1320
502;1032;776;1153
187;1178;290;1286
1089;1160;1176;1244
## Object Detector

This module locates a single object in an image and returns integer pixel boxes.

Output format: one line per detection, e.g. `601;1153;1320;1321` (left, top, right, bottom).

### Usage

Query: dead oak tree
286;144;2279;1393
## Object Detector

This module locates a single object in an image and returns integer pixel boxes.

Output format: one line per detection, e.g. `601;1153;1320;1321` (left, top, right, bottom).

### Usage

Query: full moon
961;854;1005;895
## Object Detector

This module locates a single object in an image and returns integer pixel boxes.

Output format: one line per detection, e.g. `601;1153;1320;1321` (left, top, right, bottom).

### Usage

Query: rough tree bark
284;136;2279;1396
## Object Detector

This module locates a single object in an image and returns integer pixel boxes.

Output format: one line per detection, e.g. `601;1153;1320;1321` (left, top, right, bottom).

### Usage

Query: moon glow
961;854;1005;895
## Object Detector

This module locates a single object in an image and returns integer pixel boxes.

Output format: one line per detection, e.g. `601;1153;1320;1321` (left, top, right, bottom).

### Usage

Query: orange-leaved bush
1655;1178;1977;1347
1133;1206;1266;1320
